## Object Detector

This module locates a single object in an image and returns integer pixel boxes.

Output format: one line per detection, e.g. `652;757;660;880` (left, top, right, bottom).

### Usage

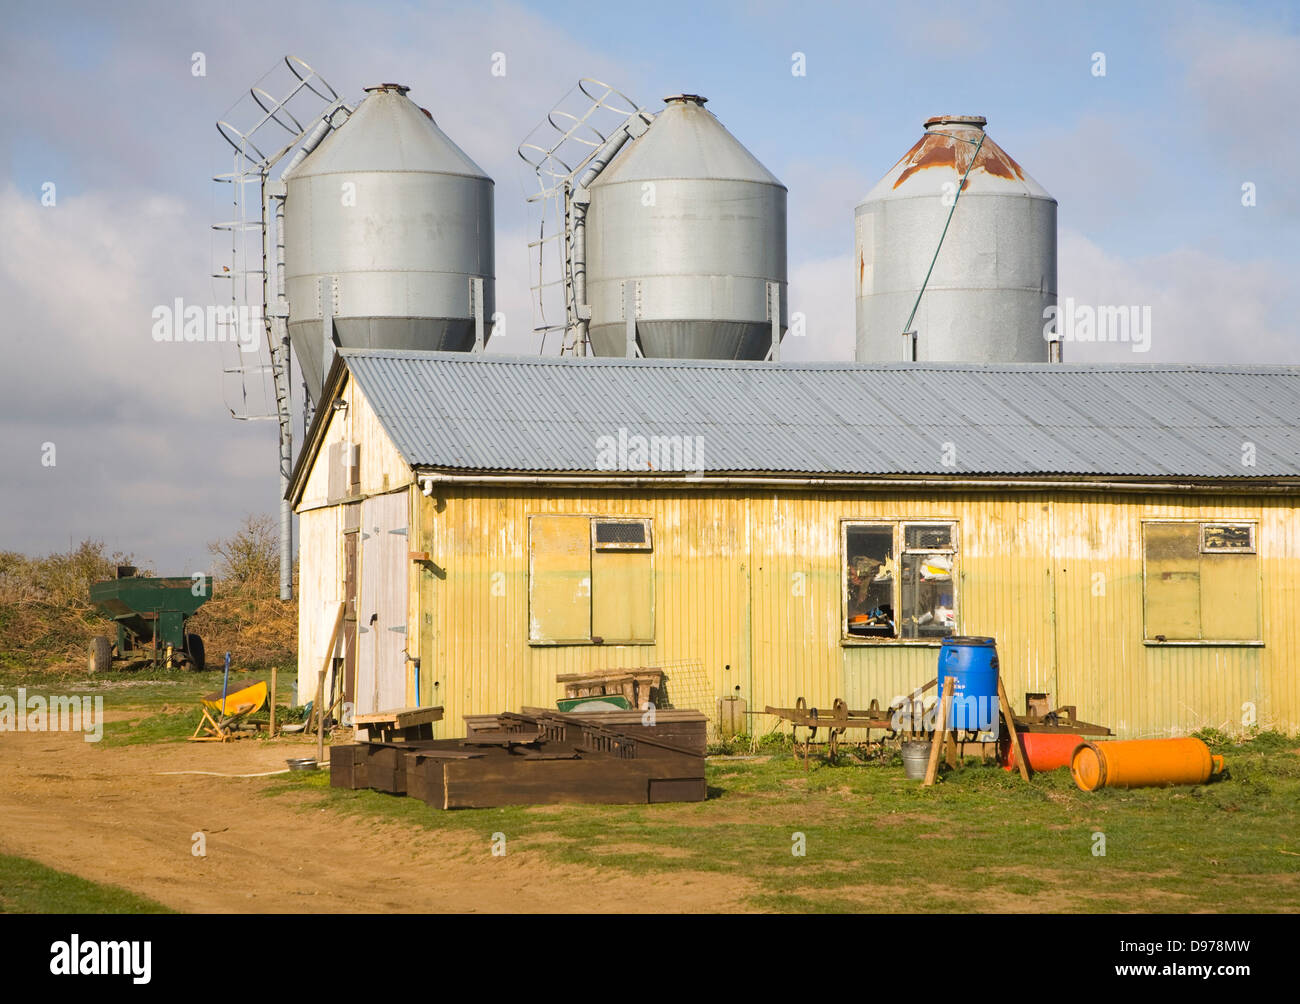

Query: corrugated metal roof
341;350;1300;479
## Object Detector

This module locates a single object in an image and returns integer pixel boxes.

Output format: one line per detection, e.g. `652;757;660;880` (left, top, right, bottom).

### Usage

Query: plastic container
936;636;999;731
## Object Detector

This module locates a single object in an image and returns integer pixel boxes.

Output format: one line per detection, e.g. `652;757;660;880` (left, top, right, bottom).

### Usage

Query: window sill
842;638;947;648
1142;639;1263;648
529;640;656;648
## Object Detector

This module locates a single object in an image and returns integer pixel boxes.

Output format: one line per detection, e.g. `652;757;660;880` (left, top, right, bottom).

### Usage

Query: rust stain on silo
892;129;1027;189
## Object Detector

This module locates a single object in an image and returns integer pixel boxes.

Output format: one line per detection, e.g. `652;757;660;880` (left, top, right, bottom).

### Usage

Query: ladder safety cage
517;79;653;355
212;54;352;602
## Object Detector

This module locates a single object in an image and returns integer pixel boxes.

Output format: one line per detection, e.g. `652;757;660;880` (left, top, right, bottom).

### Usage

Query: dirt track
0;726;748;913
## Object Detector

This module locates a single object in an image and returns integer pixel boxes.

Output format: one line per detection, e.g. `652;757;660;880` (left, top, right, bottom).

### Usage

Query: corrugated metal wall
408;487;1299;740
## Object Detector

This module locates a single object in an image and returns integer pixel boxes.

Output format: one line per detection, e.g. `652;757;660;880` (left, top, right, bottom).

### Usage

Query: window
529;516;654;645
326;441;360;502
843;521;957;641
1143;521;1260;643
592;518;652;550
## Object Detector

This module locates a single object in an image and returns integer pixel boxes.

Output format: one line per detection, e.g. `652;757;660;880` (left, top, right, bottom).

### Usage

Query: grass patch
0;665;299;747
0;853;172;914
264;745;1300;913
100;707;206;747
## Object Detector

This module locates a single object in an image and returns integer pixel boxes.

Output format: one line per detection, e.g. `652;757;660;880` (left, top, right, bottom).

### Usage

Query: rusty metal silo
855;115;1056;363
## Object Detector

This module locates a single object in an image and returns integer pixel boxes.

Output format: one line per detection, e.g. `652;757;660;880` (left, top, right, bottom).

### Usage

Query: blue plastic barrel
936;636;999;731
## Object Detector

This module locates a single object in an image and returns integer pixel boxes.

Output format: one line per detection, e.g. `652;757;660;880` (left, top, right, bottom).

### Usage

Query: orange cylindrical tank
1001;732;1080;772
1070;738;1224;791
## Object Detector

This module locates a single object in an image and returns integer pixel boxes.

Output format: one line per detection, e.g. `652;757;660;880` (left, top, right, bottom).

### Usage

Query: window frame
1199;521;1256;555
1141;518;1263;647
591;517;653;552
841;518;960;646
528;514;656;647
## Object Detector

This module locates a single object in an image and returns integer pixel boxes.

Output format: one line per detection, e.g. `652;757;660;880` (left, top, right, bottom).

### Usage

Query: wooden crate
350;710;707;810
362;743;412;794
649;777;708;803
329;744;367;790
440;757;655;810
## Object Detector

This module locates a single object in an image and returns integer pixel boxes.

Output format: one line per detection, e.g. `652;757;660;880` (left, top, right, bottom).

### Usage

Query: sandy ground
0;725;750;913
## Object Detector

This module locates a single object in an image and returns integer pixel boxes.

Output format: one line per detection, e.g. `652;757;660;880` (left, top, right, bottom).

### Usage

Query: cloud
0;183;280;569
1058;227;1300;365
0;2;631;568
785;254;855;361
1172;8;1300;216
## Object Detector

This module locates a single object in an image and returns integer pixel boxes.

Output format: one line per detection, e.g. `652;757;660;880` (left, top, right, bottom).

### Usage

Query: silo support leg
625;281;637;359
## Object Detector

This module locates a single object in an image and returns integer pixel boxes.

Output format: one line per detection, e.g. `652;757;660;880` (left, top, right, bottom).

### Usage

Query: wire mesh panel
583;657;718;738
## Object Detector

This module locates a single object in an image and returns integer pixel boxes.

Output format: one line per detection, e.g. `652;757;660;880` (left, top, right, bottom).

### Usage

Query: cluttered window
529;516;654;645
843;521;957;641
1143;521;1260;643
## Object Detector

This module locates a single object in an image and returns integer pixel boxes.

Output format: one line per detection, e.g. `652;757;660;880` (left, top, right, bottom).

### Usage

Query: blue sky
1;0;1298;569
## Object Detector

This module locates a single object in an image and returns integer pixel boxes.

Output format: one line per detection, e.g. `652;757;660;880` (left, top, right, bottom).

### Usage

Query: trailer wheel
184;634;206;672
88;636;112;674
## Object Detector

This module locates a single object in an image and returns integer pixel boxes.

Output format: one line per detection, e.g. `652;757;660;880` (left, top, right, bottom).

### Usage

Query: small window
1201;523;1254;554
1143;521;1260;643
593;518;652;551
844;520;957;641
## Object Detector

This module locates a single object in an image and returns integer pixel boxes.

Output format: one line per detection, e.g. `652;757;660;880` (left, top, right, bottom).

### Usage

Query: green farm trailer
88;566;211;672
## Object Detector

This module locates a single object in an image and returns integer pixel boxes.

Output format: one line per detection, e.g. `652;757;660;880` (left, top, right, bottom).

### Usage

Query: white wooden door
355;491;410;716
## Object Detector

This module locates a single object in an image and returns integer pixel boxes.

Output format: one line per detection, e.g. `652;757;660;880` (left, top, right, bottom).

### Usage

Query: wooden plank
461;731;543;746
924;676;955;787
352;706;444;728
999;674;1033;782
441;759;653;809
316;601;347;763
555;668;664;684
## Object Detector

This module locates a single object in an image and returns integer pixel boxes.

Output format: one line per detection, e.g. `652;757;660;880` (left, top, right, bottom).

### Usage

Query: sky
2;0;1298;572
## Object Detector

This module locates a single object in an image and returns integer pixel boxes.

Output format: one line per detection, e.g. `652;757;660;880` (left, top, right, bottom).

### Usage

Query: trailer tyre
88;636;112;674
185;634;206;673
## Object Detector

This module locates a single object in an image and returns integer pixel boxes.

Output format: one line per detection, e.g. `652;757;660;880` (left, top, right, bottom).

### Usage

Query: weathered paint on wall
296;376;414;703
406;487;1299;741
296;504;341;703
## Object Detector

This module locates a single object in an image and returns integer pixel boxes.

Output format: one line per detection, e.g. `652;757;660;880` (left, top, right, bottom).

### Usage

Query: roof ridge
337;348;1300;375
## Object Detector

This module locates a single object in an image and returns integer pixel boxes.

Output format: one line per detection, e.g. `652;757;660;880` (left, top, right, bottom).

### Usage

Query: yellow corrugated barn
289;350;1300;740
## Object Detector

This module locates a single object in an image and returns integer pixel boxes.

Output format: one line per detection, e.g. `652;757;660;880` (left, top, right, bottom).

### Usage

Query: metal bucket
286;758;319;772
901;741;932;780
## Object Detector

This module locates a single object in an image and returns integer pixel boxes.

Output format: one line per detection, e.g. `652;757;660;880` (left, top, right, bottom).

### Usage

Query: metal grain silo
855;115;1056;363
585;94;786;359
284;84;494;395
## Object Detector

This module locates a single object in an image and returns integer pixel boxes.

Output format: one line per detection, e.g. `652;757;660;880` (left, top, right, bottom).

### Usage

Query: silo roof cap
365;83;410;94
663;93;708;105
924;115;987;130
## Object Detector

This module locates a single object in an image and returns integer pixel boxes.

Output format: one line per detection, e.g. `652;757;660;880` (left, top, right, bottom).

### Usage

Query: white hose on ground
154;769;297;777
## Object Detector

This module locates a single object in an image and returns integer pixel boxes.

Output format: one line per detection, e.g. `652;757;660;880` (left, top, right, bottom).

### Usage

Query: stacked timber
330;708;707;810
